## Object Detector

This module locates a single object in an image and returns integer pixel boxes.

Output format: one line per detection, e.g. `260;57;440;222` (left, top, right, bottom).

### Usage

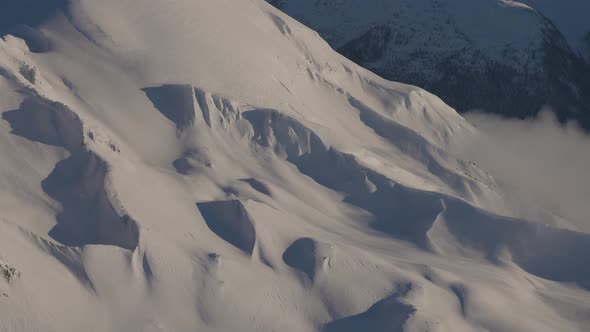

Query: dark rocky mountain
269;0;590;130
0;0;66;33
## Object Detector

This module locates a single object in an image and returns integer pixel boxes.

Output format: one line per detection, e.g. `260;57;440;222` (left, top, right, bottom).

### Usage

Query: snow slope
0;0;589;331
269;0;590;130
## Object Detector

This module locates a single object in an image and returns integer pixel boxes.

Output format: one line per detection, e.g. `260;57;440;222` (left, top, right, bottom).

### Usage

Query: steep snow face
269;0;590;130
0;0;589;331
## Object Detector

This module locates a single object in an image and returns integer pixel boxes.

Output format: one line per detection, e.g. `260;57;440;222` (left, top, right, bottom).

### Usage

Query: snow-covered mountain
268;0;590;130
0;0;589;331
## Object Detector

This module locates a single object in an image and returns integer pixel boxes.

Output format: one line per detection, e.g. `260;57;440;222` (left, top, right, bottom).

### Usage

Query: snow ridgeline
145;83;590;290
3;71;588;329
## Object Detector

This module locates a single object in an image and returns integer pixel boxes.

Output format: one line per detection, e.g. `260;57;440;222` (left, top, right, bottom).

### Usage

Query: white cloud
456;109;590;232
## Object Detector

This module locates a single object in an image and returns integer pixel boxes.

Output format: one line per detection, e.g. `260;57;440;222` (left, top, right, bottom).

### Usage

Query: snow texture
0;0;588;331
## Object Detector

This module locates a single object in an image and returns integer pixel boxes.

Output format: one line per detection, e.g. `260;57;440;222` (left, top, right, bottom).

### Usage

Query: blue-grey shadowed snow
43;150;139;250
241;108;434;246
142;85;196;129
222;186;240;197
196;200;257;255
322;283;416;332
2;98;82;150
172;155;195;175
2;95;139;250
142;252;154;283
241;106;590;289
444;199;590;290
347;96;472;196
242;108;441;247
0;0;67;34
193;88;212;128
449;284;469;318
239;178;272;196
241;109;328;160
173;149;213;175
25;230;95;291
346;185;445;249
282;238;316;280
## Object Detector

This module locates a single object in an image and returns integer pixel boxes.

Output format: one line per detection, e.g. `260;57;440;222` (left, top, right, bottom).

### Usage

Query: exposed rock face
269;0;590;130
0;263;21;284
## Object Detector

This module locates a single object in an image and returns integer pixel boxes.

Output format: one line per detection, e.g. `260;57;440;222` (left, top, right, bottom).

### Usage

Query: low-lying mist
455;109;590;232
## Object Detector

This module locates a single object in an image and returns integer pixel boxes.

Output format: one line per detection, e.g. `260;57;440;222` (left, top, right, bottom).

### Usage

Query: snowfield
0;0;589;331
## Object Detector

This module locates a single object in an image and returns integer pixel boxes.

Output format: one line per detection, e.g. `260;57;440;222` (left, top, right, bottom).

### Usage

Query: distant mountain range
269;0;590;130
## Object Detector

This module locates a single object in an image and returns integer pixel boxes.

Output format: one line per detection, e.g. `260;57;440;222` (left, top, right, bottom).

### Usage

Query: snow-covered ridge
0;0;589;331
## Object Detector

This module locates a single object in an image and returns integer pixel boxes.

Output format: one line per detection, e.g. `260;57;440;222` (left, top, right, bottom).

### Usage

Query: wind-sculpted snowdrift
0;0;588;331
3;93;139;250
